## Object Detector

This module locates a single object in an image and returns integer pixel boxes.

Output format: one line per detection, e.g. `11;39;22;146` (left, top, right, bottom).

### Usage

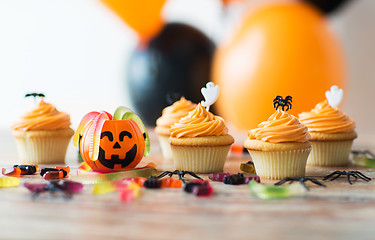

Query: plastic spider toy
275;176;326;191
24;180;83;200
273;95;292;111
156;170;202;183
323;171;372;185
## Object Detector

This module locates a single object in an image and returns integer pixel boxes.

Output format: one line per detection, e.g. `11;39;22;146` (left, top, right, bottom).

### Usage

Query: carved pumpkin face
81;120;145;170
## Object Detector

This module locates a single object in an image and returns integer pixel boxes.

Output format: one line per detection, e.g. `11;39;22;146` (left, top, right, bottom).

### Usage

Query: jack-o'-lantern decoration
73;107;150;170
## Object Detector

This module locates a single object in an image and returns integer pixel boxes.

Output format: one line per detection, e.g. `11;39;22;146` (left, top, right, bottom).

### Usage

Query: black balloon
126;23;215;126
301;0;351;14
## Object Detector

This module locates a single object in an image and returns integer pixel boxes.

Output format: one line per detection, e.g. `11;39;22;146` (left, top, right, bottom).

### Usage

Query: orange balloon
101;0;166;43
212;1;345;130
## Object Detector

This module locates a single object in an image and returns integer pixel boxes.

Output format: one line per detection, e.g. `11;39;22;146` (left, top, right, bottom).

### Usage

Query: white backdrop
0;0;373;146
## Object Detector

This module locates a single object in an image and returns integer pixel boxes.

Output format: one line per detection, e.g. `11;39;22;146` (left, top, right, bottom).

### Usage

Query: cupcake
244;106;311;180
298;100;356;166
155;97;196;161
11;97;74;164
169;104;234;173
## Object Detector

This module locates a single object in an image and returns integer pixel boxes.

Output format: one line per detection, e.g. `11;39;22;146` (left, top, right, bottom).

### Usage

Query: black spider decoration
351;150;375;159
274;176;326;191
273;95;292;111
25;92;45;99
323;171;372;185
156;170;202;184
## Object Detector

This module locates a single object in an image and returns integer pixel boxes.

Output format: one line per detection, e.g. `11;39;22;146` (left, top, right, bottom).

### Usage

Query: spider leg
299;178;310;191
365;150;375;158
176;171;184;182
307;178;326;187
347;173;352;185
287;102;292;110
351;171;372;181
156;171;173;179
186;171;203;180
322;171;342;181
329;173;344;182
274;177;293;186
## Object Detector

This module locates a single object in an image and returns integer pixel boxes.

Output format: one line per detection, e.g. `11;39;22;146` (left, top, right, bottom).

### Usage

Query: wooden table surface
1;129;375;240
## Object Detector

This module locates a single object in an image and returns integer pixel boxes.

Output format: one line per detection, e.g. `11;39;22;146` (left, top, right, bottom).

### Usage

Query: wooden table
1;129;375;240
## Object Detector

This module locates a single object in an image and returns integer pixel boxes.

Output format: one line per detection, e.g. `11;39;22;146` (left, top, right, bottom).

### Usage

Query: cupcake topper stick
201;82;219;112
325;85;343;108
273;95;292;111
25;92;45;104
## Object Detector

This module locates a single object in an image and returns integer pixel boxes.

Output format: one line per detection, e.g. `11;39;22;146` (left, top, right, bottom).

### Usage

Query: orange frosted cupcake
155;97;197;161
169;104;234;173
244;108;311;180
12;97;74;164
299;100;356;166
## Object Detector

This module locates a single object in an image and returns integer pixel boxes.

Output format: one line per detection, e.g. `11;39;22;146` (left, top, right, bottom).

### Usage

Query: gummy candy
120;182;141;202
161;178;183;188
0;176;20;187
40;166;70;180
2;167;21;177
93;182;116;195
248;180;305;200
223;173;260;185
144;177;162;189
24;180;83;199
240;161;256;174
184;180;213;197
208;173;232;182
14;165;38;175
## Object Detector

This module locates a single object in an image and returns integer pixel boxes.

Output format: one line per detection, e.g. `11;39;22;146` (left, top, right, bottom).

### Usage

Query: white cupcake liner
247;148;311;180
307;140;353;166
170;145;231;173
13;131;72;164
157;134;173;163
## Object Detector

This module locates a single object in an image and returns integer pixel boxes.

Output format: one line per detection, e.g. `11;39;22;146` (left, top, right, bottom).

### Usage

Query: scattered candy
156;170;202;183
161;178;183;188
248;180;306;200
208;173;232;182
184;180;213;197
352;150;375;168
2;167;21;177
112;177;147;190
15;165;38;175
93;182;117;195
2;165;39;177
230;144;250;155
223;173;245;185
120;183;141;202
24;180;83;199
144;177;162;189
40;166;70;180
240;161;256;174
0;176;20;187
209;173;260;185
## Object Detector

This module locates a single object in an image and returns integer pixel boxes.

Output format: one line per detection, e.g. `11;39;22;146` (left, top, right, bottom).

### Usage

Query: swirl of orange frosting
170;104;228;138
12;99;71;131
156;97;197;128
298;100;355;133
249;110;310;143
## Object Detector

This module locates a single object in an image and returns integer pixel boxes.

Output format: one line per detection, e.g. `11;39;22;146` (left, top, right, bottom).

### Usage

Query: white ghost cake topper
325;85;343;108
201;82;219;112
